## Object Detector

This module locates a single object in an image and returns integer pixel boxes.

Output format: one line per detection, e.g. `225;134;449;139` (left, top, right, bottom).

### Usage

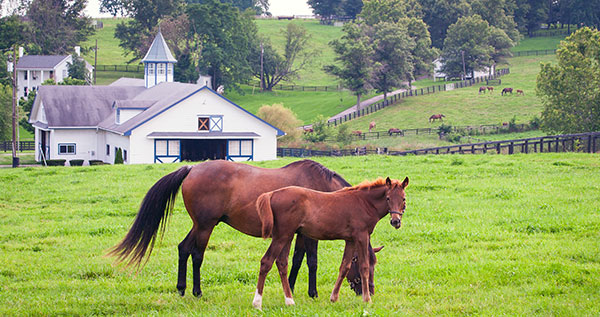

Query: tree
536;27;600;134
26;0;95;55
114;148;124;164
307;0;343;18
325;23;374;112
18;90;35;134
250;23;316;91
99;0;133;16
470;0;520;43
513;0;548;36
441;15;512;79
359;0;422;25
0;84;11;140
256;103;302;143
187;0;270;14
404;17;438;85
417;0;472;48
67;55;89;82
370;22;414;100
187;0;257;90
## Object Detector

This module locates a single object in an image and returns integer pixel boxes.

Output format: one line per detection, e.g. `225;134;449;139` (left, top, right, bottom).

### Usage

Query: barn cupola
142;28;177;88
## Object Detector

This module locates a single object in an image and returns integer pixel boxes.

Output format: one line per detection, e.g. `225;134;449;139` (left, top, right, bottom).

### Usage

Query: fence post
496;143;501;154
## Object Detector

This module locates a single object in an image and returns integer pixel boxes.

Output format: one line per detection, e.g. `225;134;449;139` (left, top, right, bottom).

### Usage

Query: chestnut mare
253;177;409;309
109;160;370;298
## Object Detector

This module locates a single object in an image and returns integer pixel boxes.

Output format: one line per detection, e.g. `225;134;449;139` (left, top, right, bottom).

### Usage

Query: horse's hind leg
253;235;294;309
330;241;354;303
275;238;295;305
191;224;216;298
288;234;306;294
176;230;194;296
303;236;319;298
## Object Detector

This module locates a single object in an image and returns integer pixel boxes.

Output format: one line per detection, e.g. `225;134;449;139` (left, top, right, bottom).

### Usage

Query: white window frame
58;143;76;155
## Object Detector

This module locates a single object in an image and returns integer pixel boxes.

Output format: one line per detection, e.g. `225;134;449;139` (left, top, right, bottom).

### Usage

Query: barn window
148;63;155;75
106;144;110;155
158;63;165;75
210;116;223;132
123;150;128;162
198;117;209;131
228;140;252;157
167;64;173;75
58;143;76;155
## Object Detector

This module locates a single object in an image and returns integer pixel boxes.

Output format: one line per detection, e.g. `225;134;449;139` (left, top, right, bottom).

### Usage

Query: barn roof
141;31;177;63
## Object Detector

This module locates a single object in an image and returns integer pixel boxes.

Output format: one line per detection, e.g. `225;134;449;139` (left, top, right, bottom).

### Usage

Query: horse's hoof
308;290;318;299
193;289;202;298
177;288;185;297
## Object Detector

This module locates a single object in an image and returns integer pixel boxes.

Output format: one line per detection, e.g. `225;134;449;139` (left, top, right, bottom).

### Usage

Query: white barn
29;31;284;165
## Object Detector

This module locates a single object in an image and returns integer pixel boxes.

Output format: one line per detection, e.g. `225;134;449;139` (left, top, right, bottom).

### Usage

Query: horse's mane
282;159;351;187
342;177;398;191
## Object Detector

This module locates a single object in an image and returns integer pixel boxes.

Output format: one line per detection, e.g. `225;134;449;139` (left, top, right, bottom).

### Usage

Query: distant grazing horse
352;130;363;137
501;87;513;95
253;177;409;309
388;128;404;136
429;114;445;123
109;160;374;299
303;127;313;133
479;86;487;94
369;121;376;132
487;86;494;93
516;89;524;96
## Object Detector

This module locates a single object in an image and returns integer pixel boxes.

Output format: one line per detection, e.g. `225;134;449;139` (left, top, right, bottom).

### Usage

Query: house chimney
18;46;24;57
74;46;81;56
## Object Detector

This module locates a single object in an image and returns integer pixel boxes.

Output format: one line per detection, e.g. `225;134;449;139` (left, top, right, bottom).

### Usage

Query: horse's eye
386;197;390;201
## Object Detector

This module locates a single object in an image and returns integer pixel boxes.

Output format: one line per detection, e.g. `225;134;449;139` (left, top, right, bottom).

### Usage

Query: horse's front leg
303;236;319;298
330;241;354;303
355;236;372;303
288;233;305;295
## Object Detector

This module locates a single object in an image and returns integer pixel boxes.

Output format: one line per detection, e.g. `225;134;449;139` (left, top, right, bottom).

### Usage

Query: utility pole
94;39;98;85
461;50;466;81
260;42;264;91
11;45;19;168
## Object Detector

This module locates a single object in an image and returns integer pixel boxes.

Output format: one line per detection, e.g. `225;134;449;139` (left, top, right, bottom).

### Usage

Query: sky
84;0;313;18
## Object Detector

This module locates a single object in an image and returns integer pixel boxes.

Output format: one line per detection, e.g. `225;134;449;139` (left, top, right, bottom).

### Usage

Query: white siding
129;89;278;164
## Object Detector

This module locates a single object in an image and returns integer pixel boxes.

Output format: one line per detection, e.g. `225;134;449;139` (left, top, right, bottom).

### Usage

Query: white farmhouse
29;31;284;165
15;47;94;99
433;58;496;81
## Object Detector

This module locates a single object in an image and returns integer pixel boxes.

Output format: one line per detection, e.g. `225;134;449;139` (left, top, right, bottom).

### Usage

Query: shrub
529;116;541;130
257;103;302;143
336;124;353;146
89;160;104;165
46;159;66;166
508;116;519;132
303;115;332;142
69;159;84;166
114;148;124;164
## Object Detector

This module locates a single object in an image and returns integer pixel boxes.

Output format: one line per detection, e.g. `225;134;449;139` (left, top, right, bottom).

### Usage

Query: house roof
16;55;70;70
36;85;146;127
141;31;177;63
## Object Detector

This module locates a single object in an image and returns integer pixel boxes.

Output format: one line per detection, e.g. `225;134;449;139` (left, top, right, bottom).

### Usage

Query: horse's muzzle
390;218;401;229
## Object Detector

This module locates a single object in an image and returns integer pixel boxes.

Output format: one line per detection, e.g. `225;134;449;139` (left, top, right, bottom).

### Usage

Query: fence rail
327;68;510;126
0;141;35;152
512;49;557;57
95;64;144;73
278;132;600;158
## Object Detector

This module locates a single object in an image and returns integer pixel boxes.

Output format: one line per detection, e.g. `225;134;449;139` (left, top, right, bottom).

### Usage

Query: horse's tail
107;165;193;269
256;191;274;239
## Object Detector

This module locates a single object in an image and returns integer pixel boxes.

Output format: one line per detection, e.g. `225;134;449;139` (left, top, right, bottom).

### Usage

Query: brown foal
252;176;409;309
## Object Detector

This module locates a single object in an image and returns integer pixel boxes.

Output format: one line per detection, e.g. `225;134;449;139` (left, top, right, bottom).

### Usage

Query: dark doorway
181;139;227;161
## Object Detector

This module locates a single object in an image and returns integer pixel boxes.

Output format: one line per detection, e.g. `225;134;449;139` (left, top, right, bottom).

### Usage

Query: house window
116;109;121;124
158;63;165;75
24;87;28;97
198;117;209;131
106;144;110;156
24;71;28;80
62;69;67;78
148;63;155;75
50;71;54;79
124;150;127;162
58;143;76;155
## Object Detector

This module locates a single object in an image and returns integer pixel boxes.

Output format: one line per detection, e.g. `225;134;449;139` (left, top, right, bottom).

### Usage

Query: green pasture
511;35;564;52
333;54;556;150
0;154;598;315
82;18;137;65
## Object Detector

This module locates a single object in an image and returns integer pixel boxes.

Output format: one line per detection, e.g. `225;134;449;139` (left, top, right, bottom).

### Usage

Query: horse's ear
401;177;409;188
373;246;384;253
385;177;392;188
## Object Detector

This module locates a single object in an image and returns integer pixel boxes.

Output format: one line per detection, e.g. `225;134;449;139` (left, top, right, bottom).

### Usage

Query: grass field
0;154;598;315
82;18;137;65
333;54;556;150
511;35;564;52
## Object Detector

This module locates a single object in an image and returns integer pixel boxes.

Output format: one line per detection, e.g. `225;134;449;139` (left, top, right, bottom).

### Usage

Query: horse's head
347;245;383;295
385;177;409;229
